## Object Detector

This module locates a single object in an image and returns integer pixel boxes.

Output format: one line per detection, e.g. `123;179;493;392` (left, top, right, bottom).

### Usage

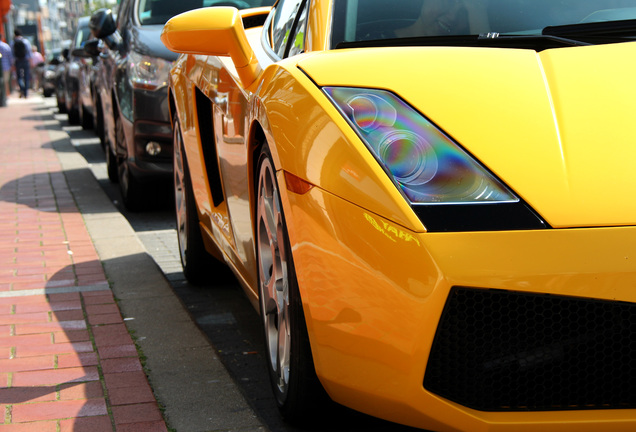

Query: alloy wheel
257;155;291;400
173;119;188;268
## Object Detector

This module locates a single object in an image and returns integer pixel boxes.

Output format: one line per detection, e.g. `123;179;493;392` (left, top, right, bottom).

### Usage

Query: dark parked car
78;39;107;147
90;1;205;210
41;55;62;98
55;47;69;113
64;17;95;126
72;38;103;131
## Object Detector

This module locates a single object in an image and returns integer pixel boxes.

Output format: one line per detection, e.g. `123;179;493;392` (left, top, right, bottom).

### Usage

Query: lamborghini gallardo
162;1;636;430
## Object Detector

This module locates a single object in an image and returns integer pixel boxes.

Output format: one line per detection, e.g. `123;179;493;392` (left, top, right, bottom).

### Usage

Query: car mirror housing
83;39;101;57
90;8;117;39
161;6;261;87
71;47;91;58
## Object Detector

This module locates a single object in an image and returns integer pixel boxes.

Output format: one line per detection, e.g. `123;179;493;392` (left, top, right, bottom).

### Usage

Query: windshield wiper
543;18;636;40
478;33;590;48
336;34;588;51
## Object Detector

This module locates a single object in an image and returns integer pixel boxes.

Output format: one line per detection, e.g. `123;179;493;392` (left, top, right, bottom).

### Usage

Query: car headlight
324;87;517;204
128;51;172;90
68;61;81;78
324;87;549;232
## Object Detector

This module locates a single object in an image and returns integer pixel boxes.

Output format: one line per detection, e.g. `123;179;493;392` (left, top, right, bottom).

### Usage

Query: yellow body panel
286;184;636;431
164;2;636;431
297;43;636;228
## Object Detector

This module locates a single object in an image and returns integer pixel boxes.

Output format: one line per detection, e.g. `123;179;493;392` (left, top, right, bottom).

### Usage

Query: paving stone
12;399;108;422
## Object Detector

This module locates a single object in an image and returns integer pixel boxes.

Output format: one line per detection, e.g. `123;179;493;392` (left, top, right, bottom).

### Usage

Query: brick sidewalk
0;95;168;431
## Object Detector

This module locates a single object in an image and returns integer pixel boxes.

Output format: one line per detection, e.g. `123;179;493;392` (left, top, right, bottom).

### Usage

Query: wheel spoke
257;154;292;397
173;122;188;266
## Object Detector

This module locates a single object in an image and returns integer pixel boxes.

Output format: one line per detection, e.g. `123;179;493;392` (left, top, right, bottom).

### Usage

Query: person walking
0;37;12;99
11;29;32;98
30;45;44;90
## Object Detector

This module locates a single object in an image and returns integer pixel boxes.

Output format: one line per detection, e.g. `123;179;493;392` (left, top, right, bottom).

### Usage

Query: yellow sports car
162;1;636;430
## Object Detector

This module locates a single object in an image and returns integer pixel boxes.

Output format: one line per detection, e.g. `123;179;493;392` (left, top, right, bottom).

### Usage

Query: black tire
80;103;93;130
56;94;66;113
105;140;119;183
255;143;328;424
67;107;80;125
115;112;144;211
94;95;106;149
173;116;215;284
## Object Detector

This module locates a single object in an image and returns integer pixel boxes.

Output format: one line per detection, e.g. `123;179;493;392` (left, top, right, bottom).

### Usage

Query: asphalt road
52;100;425;432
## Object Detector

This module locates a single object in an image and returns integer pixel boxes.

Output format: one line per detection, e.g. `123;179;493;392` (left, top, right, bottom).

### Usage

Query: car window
74;24;93;49
331;0;636;45
138;0;204;25
137;0;275;25
270;0;305;57
286;0;308;57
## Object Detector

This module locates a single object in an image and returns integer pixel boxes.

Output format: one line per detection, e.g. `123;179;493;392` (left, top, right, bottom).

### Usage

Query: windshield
331;0;636;45
137;0;275;25
74;24;93;49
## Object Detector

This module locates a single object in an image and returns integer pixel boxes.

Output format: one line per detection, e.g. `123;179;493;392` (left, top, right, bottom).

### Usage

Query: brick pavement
0;94;168;431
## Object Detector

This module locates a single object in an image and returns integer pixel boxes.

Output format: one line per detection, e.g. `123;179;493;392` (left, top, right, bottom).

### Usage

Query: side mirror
161;7;261;87
71;47;91;58
90;8;117;39
84;39;102;57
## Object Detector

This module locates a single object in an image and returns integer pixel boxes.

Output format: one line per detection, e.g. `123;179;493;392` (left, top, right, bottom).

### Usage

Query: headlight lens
68;61;81;78
128;51;172;90
324;87;518;205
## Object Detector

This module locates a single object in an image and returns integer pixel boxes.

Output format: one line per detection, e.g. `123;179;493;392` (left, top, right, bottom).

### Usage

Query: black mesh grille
424;287;636;411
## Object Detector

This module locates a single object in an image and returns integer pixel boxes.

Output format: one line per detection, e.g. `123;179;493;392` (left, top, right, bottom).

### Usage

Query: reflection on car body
163;1;636;431
41;54;61;98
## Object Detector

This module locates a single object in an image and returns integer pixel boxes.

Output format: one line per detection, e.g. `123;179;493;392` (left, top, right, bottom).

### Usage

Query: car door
214;0;309;282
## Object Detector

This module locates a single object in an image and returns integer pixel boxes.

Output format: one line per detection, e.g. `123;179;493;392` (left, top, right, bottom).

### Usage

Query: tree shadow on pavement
0;261;120;430
0;169;117;214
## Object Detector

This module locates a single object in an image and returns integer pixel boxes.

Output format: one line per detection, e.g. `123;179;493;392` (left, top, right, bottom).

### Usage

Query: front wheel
115;112;144;211
174;116;215;284
256;144;327;424
94;94;106;149
79;102;93;130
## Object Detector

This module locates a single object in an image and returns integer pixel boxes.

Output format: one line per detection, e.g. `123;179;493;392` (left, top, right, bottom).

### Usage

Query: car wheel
174;116;214;284
94;95;105;149
80;103;93;130
67;106;80;125
105;140;119;183
56;94;66;113
115;112;144;211
256;144;327;424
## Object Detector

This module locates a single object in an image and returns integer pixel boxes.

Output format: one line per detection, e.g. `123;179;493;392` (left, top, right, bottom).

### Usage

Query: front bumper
122;86;173;180
283;182;636;432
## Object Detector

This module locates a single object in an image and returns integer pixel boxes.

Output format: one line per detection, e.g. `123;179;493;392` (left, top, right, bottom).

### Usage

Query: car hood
132;24;178;62
298;42;636;229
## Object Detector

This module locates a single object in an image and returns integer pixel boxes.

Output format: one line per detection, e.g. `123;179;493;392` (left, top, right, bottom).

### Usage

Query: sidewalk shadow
0;169;114;214
0;260;115;429
41;139;76;152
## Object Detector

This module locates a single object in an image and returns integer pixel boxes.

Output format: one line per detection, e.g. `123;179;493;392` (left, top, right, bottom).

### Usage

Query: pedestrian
11;29;32;98
30;45;44;90
0;37;12;98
